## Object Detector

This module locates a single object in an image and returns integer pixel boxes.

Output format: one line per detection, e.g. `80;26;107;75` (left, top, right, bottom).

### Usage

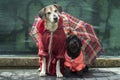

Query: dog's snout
54;17;58;21
73;39;77;44
53;15;58;22
53;15;57;18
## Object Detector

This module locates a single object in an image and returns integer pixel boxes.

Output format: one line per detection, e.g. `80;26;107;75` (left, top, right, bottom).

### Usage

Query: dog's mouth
53;15;59;23
53;17;58;23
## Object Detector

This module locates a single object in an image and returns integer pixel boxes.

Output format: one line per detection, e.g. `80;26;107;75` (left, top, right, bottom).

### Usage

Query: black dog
64;35;88;77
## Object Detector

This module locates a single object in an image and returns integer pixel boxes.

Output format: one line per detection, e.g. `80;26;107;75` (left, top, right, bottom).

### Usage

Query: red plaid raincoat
29;12;103;65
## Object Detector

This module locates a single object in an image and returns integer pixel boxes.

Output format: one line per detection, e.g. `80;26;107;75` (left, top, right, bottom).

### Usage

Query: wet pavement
0;68;120;80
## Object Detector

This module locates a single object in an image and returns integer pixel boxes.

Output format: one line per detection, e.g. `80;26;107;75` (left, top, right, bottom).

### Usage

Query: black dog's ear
54;4;62;13
38;8;45;19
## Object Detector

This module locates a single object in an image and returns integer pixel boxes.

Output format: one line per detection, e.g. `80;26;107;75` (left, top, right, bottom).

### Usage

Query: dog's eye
54;10;57;12
47;12;51;15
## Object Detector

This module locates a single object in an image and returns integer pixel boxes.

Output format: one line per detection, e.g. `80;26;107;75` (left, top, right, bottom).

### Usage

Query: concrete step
0;57;120;68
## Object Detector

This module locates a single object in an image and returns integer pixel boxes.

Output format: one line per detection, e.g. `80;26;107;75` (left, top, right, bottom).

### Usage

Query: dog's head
39;4;62;23
66;35;82;58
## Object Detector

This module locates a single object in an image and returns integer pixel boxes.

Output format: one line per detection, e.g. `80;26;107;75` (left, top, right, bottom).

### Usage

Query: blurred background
0;0;120;57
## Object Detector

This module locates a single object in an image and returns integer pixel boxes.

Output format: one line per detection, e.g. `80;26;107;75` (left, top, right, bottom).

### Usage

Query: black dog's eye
54;10;57;12
47;12;51;14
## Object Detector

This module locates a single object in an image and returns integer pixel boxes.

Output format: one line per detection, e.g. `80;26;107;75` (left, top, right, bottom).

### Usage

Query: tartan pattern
62;12;103;65
29;16;41;43
29;12;103;65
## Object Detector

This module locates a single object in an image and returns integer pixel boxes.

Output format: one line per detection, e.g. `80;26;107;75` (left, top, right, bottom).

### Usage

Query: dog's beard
67;43;81;59
66;35;82;59
68;41;80;54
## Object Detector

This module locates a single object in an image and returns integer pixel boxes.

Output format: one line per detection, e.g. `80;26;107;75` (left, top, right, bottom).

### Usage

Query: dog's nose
53;15;58;22
54;17;58;22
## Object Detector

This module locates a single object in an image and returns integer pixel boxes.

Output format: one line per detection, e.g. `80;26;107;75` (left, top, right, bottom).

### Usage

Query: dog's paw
83;66;89;73
77;71;83;77
56;72;63;78
38;68;41;72
64;67;71;77
39;72;46;77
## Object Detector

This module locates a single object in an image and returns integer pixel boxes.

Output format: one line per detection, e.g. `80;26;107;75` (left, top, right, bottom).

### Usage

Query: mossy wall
0;0;120;57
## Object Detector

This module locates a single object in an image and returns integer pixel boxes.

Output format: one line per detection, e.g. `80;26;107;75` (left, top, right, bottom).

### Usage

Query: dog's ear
54;4;62;13
38;8;46;19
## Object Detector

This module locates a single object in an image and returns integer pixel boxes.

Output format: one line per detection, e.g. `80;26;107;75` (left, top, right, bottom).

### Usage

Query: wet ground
0;68;120;80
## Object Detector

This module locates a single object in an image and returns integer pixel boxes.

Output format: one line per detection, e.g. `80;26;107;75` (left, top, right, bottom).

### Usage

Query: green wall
0;0;120;57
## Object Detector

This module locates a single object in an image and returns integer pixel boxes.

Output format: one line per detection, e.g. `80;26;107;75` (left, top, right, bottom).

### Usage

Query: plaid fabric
29;12;103;65
29;16;41;44
61;12;103;65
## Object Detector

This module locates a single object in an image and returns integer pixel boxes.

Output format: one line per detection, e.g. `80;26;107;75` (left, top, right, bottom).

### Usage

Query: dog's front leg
56;59;63;77
40;57;46;76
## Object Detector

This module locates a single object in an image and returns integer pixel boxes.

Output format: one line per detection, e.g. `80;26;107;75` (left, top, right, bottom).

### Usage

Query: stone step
0;57;120;68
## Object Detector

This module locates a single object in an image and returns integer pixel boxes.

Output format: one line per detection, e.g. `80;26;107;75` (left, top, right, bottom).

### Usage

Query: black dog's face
66;35;82;59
